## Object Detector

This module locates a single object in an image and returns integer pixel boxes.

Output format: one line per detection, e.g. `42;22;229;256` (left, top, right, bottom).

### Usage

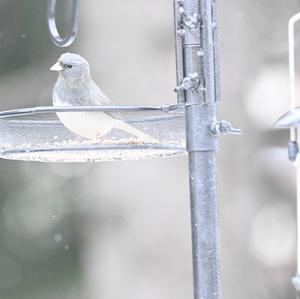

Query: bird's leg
89;133;106;144
95;133;104;140
74;135;87;143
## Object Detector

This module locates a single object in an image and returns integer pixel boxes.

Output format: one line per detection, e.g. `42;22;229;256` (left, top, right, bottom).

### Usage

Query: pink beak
50;62;64;71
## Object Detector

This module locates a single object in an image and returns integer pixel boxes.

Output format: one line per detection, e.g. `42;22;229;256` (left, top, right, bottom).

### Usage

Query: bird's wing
87;80;122;119
86;80;114;105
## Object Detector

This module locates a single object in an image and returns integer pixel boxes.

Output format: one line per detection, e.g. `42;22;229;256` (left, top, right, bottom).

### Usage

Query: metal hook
47;0;80;47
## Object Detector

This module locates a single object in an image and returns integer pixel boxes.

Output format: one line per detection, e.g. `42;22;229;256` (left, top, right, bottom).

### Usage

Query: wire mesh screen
0;105;186;162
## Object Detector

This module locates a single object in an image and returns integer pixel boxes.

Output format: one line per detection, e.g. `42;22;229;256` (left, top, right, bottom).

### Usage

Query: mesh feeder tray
0;105;186;162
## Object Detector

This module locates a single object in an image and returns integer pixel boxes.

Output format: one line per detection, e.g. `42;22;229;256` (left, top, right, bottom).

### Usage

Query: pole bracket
210;120;241;136
174;73;200;92
178;6;201;29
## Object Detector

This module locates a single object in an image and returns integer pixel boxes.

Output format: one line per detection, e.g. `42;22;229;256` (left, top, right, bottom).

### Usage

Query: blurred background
0;0;298;298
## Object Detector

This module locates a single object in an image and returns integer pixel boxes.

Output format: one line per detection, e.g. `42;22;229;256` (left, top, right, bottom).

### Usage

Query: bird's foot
75;136;87;143
88;133;104;144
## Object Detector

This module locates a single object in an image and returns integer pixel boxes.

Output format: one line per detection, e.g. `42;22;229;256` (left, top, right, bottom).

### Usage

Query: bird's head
50;53;91;84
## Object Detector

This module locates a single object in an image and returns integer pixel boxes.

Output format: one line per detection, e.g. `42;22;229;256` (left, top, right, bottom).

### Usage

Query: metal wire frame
0;104;186;162
0;105;182;118
2;143;184;155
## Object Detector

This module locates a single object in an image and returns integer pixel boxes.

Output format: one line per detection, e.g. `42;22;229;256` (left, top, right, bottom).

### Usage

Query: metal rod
289;13;300;111
289;15;300;275
297;162;300;273
2;143;184;154
287;13;300;299
0;105;182;119
292;127;300;298
289;13;300;145
188;149;220;299
289;15;300;268
180;0;220;298
292;159;300;298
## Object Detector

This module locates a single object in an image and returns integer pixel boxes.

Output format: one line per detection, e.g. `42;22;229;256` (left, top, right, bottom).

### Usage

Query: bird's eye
66;64;74;69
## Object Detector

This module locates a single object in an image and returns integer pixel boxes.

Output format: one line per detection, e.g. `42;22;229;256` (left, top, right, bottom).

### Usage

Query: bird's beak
50;62;64;71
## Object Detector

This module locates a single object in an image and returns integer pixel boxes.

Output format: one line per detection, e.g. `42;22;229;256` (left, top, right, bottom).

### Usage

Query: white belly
56;111;118;139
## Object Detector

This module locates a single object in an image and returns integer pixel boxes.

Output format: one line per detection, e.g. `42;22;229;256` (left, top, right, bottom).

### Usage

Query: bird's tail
116;120;160;144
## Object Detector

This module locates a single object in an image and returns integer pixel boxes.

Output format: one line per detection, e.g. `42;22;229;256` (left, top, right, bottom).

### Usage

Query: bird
50;53;158;143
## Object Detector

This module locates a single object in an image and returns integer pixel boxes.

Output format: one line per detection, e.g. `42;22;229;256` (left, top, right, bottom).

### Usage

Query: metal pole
288;12;300;299
288;13;300;161
177;0;221;298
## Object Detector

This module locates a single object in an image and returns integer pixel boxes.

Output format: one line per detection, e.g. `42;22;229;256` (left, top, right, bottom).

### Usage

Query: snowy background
0;0;298;298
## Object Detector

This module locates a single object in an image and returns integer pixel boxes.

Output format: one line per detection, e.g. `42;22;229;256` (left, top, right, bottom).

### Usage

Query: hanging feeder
274;11;300;298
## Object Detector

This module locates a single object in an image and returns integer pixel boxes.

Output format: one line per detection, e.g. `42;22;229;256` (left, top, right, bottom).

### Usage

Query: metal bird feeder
274;11;300;299
0;105;186;162
0;0;241;298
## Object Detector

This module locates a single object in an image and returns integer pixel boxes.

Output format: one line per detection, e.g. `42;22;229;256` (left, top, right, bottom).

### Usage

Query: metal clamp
210;120;241;136
175;73;200;92
47;0;80;47
288;140;299;161
178;7;200;29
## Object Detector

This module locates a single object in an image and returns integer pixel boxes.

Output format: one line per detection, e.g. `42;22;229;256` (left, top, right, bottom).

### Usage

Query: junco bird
50;53;158;143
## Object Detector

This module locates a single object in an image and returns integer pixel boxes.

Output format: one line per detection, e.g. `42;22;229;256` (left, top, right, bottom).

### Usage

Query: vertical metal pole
183;0;220;298
288;13;300;161
289;13;300;299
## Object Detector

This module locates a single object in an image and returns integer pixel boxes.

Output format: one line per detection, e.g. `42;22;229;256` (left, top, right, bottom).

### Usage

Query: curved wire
47;0;80;47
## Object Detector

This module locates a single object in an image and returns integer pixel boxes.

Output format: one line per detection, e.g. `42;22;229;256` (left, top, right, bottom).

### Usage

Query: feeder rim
0;104;184;119
2;143;186;155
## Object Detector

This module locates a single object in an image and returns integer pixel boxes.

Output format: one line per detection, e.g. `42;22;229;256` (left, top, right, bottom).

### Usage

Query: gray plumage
51;53;157;142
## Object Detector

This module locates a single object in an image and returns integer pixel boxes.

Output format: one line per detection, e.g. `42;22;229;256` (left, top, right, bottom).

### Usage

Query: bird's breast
56;111;119;139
